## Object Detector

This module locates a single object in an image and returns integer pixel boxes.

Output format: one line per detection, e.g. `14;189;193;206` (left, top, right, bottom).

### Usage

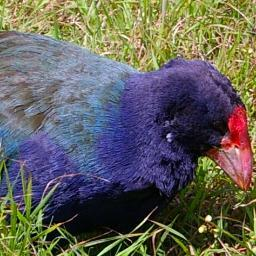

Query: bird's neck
97;72;196;197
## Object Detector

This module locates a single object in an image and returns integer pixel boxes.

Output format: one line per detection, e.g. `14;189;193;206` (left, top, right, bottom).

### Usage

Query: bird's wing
0;32;136;168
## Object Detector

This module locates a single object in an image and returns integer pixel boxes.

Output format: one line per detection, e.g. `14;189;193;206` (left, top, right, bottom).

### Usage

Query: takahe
0;31;253;233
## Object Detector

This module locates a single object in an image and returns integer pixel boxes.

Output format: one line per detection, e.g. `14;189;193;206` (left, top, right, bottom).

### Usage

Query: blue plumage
0;31;251;233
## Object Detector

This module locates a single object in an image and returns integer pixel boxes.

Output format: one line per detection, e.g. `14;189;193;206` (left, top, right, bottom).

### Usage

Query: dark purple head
159;58;253;190
123;58;253;192
158;58;240;152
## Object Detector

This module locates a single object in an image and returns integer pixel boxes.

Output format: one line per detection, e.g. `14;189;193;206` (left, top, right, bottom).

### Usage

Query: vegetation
0;0;255;255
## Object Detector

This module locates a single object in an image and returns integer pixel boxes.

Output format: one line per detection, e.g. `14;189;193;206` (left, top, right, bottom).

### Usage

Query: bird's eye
213;121;227;135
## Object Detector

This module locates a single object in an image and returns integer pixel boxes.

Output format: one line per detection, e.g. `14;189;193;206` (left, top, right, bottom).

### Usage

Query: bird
0;31;253;233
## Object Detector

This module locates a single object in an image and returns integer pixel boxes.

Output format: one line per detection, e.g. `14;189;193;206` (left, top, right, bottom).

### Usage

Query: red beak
207;106;253;191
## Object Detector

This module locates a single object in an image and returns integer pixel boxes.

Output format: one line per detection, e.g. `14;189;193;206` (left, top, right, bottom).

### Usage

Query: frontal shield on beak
207;106;253;191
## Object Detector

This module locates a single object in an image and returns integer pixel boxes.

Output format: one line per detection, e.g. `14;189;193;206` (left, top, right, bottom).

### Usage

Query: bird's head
156;58;253;191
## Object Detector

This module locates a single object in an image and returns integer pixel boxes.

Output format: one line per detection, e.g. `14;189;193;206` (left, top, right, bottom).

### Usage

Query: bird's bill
207;106;253;191
207;144;253;190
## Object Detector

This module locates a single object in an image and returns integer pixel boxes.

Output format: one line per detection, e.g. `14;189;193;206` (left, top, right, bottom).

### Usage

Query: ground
0;0;255;255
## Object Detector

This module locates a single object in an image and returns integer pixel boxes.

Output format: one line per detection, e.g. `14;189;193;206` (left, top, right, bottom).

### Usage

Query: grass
0;0;255;255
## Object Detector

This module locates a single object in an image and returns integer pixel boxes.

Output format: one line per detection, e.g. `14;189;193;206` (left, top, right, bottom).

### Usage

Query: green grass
0;0;255;255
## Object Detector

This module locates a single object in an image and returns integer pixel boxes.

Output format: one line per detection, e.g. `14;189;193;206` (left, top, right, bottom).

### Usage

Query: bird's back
0;31;136;170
